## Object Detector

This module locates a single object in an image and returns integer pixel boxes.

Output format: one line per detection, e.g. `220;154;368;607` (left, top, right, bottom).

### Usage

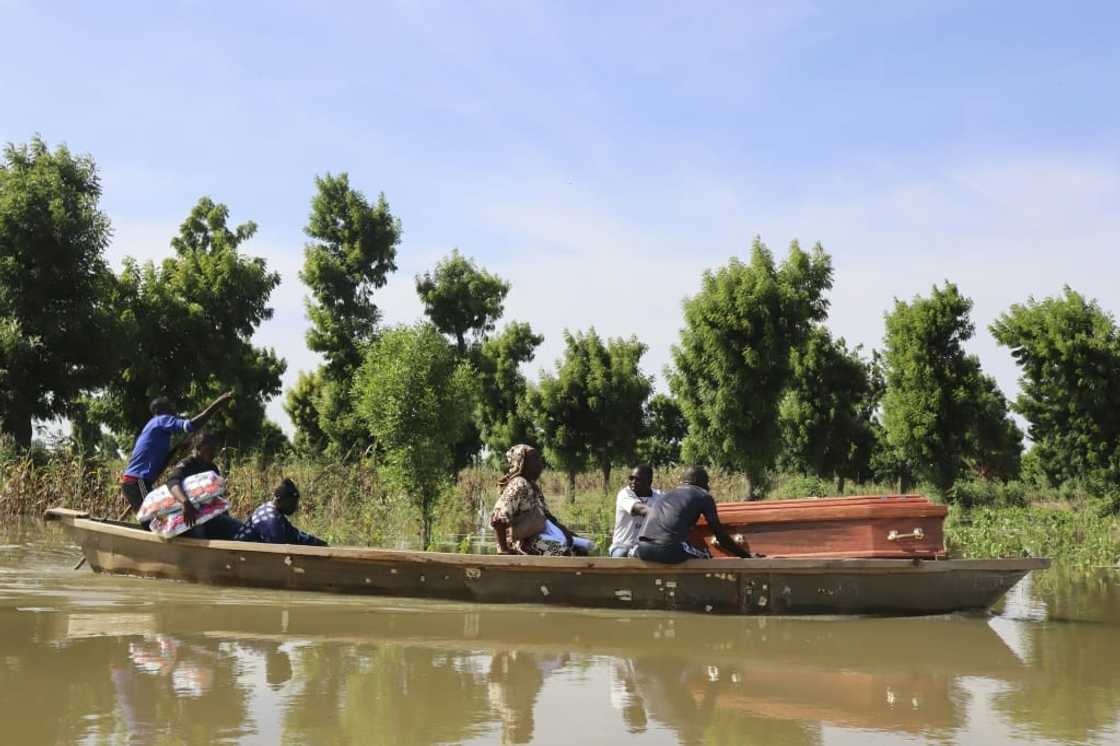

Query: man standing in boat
119;391;234;524
240;478;327;546
636;466;751;563
608;464;661;558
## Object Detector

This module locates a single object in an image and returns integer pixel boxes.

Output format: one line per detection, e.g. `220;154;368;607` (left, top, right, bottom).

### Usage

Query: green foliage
416;249;510;354
531;329;652;495
946;505;1120;567
89;197;285;450
475;321;544;458
283;370;328;455
0;137;116;446
636;393;687;467
301;173;400;376
352;324;477;547
881;282;1020;496
991;287;1120;489
779;327;877;491
669;237;833;497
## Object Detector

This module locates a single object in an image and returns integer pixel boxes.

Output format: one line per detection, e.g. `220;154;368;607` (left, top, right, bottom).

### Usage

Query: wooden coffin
690;494;948;559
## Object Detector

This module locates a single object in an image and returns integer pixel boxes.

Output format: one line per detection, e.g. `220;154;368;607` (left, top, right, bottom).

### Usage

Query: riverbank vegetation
2;136;1119;565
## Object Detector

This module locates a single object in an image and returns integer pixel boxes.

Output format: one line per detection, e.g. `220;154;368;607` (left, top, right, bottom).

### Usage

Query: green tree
991;287;1120;487
779;327;877;493
302;173;400;376
636;393;688;467
352;324;477;548
0;137;116;446
881;282;1019;495
532;329;651;497
669;237;833;498
283;369;328;455
293;173;401;455
475;321;544;458
416;249;510;355
90;197;286;451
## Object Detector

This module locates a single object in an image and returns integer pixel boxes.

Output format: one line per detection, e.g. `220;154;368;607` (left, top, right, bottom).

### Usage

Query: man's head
628;464;654;497
273;478;300;515
149;396;174;416
193;431;220;462
680;465;710;491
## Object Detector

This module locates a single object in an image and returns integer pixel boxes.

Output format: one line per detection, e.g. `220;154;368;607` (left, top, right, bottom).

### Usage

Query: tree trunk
899;472;912;494
455;332;466;356
836;475;846;495
421;510;433;551
601;462;611;497
567;470;577;503
744;473;757;501
1;406;32;449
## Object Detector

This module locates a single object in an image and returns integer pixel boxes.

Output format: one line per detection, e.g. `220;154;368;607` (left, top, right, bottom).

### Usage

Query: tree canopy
636;393;688;468
881;282;1020;495
301;173;400;377
475;321;544;458
416;249;510;354
352;324;477;547
991;287;1119;487
0;137;116;446
779;327;877;492
90;197;286;451
669;237;833;497
532;329;651;496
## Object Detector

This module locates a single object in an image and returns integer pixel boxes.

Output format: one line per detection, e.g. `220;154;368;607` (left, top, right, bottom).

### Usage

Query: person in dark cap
120;390;233;524
240;478;327;546
635;466;751;563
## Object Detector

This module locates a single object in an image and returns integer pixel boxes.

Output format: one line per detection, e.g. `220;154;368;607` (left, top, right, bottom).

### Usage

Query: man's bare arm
189;391;234;429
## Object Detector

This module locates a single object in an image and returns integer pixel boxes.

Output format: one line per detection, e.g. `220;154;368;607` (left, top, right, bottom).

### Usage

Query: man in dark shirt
636;465;751;563
165;431;255;541
120;391;233;524
241;478;327;546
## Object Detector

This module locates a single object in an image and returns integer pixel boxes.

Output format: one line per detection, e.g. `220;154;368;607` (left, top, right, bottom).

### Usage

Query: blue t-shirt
123;415;193;482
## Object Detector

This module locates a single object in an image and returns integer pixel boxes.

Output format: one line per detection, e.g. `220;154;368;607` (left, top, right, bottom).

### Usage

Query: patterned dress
490;476;569;556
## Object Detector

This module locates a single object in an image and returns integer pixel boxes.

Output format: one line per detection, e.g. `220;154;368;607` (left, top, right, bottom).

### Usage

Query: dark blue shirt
244;502;326;546
124;415;194;482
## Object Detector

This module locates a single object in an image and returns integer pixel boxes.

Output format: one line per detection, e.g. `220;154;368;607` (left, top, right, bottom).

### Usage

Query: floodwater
1;522;1118;746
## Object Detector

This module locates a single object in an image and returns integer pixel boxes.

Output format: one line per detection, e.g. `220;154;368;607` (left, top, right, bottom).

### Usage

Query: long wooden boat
45;507;1047;616
692;494;949;559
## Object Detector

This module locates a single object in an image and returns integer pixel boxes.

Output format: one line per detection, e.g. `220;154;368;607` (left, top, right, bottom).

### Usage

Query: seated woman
490;445;590;556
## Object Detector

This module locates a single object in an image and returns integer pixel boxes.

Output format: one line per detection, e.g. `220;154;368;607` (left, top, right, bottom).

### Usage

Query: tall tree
636;393;688;467
91;197;286;450
669;238;833;498
532;329;651;497
352;324;477;548
475;321;544;458
283;369;328;455
416;249;510;355
991;287;1120;487
0;137;116;446
881;282;1018;495
779;327;877;493
291;173;400;454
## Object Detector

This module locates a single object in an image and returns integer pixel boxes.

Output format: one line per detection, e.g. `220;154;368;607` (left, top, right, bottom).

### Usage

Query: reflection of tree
994;620;1120;742
487;649;565;744
281;643;493;745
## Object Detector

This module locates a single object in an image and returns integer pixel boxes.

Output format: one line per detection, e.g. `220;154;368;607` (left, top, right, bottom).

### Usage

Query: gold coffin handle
887;528;925;541
708;534;747;545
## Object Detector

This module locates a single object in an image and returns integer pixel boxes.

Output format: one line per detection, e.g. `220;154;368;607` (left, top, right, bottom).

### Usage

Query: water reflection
1;522;1119;745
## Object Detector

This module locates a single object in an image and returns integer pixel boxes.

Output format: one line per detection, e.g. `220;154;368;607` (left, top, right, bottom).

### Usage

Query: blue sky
3;0;1118;434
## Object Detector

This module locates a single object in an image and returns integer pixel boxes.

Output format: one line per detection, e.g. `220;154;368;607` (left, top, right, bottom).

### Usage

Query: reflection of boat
692;494;948;558
46;507;1046;616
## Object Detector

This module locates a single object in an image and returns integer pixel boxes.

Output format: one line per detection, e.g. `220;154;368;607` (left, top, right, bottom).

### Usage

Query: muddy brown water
1;521;1118;745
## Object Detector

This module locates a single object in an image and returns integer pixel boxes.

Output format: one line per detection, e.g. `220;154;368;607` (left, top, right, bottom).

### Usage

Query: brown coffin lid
699;494;948;526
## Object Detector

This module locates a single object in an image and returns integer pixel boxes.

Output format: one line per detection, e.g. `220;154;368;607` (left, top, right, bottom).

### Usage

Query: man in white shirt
609;464;660;557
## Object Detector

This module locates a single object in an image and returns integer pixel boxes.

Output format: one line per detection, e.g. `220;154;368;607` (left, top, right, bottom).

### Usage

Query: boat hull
45;508;1046;616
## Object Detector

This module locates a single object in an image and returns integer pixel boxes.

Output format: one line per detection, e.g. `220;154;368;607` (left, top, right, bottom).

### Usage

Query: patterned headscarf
498;444;539;488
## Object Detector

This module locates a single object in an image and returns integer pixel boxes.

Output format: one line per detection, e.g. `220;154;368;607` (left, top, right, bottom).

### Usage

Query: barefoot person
119;391;233;524
635;466;751;563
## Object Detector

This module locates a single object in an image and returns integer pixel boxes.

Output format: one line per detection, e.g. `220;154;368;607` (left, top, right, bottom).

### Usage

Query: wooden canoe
44;507;1046;616
692;494;949;559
